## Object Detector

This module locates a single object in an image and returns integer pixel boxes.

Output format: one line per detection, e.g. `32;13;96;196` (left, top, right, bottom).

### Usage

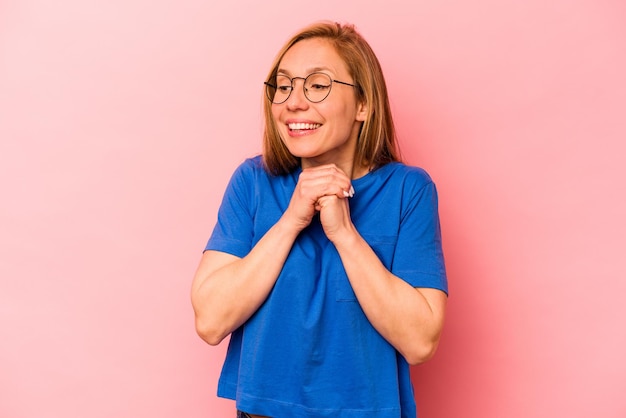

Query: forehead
278;38;348;76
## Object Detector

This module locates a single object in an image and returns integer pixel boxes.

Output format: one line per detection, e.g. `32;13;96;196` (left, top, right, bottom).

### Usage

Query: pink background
1;0;625;417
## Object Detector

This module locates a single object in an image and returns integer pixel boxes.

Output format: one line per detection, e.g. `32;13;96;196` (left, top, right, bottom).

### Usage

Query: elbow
194;316;228;346
191;294;229;346
403;339;440;366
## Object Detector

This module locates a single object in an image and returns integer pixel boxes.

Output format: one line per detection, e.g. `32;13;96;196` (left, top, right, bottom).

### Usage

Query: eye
275;75;292;93
305;73;332;92
309;83;330;91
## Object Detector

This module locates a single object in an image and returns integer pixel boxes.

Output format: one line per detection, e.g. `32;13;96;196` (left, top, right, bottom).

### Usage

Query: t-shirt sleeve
392;179;448;294
204;160;256;258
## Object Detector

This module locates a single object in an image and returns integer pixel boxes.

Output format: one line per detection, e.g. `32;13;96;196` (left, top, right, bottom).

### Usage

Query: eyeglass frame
264;72;357;104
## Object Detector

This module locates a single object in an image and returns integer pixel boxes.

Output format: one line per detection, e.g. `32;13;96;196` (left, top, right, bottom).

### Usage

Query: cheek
327;100;354;119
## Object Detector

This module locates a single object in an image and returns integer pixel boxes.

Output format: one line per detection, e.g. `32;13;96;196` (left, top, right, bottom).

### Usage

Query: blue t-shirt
205;156;447;418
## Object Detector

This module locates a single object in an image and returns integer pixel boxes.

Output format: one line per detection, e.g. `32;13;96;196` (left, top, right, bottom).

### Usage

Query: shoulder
232;155;265;176
227;155;268;185
374;162;435;191
228;155;296;197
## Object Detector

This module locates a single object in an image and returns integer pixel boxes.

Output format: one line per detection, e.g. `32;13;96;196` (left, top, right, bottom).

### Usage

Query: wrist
276;212;309;236
328;224;361;249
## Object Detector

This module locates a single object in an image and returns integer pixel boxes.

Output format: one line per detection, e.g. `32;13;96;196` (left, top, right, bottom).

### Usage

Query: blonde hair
262;21;400;175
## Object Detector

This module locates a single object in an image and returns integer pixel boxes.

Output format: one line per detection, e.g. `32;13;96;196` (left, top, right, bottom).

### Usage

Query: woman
191;21;448;418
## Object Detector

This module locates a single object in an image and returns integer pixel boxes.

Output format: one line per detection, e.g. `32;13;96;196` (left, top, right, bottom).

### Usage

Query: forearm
191;218;301;345
333;229;447;364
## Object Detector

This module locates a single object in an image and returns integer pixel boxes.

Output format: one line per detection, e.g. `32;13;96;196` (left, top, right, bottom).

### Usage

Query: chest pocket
334;234;397;302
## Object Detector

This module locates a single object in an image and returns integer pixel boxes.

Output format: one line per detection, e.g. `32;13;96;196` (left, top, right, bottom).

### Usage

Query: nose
285;78;309;111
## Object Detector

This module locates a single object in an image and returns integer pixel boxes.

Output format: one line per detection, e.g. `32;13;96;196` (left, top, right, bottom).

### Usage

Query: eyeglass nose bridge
285;76;311;103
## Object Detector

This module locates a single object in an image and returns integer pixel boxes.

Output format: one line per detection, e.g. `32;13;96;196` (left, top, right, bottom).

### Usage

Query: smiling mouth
288;122;321;132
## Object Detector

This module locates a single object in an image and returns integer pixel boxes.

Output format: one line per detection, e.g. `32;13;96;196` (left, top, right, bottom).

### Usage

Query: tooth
289;123;320;130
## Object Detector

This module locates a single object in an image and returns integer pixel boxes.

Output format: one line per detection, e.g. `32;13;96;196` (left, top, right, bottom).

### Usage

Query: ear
355;100;368;122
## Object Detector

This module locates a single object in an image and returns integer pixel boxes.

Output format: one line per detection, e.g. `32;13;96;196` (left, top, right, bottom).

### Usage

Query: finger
301;164;350;183
299;168;353;200
316;195;338;209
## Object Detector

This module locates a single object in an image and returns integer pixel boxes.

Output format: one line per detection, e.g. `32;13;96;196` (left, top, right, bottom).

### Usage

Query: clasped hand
285;164;355;242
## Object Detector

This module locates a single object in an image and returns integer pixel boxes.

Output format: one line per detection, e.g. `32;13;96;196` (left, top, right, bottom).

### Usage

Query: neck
301;157;368;179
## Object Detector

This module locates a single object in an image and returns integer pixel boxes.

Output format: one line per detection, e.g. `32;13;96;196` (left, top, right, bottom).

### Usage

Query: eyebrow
276;66;334;76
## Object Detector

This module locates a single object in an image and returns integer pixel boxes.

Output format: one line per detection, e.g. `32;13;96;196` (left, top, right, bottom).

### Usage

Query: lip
285;119;322;137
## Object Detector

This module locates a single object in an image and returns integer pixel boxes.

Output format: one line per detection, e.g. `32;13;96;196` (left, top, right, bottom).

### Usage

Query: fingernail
349;186;355;197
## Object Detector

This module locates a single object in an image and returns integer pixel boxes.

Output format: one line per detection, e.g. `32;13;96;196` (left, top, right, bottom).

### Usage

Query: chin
283;145;320;160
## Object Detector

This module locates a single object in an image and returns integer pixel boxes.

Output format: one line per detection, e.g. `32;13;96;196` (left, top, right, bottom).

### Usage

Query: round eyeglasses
264;72;356;104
